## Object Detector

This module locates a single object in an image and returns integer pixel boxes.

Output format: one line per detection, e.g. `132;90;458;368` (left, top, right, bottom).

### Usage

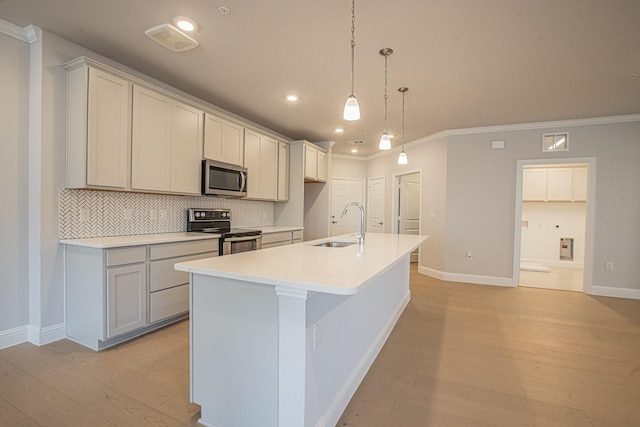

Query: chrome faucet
341;202;365;246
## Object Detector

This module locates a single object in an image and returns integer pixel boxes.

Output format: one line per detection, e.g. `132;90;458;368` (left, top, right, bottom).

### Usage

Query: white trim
591;286;640;300
0;19;39;43
0;326;29;350
28;323;66;346
315;291;410;427
332;154;368;161
419;266;514;287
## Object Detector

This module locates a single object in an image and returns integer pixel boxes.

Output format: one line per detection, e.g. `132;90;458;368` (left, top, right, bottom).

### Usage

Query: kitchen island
175;233;428;427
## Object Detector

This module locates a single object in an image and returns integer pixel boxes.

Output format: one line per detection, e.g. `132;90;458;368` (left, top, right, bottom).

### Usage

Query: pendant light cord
350;0;356;96
401;89;405;150
384;53;389;133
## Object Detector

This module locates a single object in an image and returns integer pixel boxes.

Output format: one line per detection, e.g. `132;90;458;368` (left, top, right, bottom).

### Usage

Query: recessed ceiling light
630;73;639;80
351;148;358;153
335;128;344;133
286;94;299;102
174;16;198;32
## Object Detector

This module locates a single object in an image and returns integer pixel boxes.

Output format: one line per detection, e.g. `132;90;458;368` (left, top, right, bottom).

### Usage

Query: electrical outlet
123;208;133;221
150;209;157;221
605;261;614;271
313;322;321;349
159;209;168;221
466;250;472;261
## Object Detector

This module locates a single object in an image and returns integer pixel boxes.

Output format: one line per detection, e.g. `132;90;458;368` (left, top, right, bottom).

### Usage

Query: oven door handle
225;235;261;243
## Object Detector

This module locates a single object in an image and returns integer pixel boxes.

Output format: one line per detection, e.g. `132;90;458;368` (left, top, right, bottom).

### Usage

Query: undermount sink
314;241;357;248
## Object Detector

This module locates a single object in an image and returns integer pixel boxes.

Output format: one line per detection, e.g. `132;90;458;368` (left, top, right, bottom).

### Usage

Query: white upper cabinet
523;166;587;202
132;86;203;194
244;129;278;200
66;61;131;189
303;142;328;182
203;113;245;166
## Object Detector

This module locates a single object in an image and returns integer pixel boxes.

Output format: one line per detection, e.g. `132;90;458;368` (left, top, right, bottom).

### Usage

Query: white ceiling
2;0;640;156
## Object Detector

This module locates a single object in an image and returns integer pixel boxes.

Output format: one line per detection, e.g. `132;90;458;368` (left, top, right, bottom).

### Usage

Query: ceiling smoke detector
145;24;199;52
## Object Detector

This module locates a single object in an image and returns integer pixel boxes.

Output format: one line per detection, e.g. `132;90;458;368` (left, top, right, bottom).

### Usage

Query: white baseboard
419;266;515;287
0;326;29;350
28;323;66;346
591;286;640;300
316;291;411;427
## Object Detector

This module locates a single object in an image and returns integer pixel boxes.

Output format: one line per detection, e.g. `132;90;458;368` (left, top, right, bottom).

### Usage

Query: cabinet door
547;168;573;201
170;101;203;194
261;136;278;200
86;68;131;188
522;169;546;201
317;150;328;182
203;113;224;161
222;121;244;166
573;167;588;201
132;86;172;191
106;263;147;338
244;129;261;198
304;145;318;180
277;141;289;201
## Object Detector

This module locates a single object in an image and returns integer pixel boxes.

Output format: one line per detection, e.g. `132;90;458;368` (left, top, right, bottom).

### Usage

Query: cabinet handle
378;222;383;225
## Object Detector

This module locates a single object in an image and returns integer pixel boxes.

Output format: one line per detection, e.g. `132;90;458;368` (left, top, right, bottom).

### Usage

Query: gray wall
0;31;30;332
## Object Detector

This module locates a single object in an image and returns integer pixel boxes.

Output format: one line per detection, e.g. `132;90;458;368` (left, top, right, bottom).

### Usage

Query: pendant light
343;0;360;121
378;48;393;150
397;87;409;164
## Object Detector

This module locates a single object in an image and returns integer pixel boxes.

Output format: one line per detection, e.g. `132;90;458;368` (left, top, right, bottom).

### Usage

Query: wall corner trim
0;19;40;43
27;323;66;346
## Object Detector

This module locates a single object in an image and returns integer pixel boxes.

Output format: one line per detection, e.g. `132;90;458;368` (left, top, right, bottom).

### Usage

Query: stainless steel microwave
202;159;247;197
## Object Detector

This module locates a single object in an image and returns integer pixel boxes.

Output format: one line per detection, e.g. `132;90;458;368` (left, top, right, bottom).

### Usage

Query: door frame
392;170;422;235
393;170;422;263
513;157;597;293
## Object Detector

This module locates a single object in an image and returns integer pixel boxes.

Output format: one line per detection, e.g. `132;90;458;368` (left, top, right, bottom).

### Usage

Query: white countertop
59;232;221;248
175;233;428;295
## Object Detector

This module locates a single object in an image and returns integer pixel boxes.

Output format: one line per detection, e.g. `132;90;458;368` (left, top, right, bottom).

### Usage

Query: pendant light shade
379;133;391;150
344;95;360;121
343;0;360;121
398;151;408;164
379;48;393;150
397;87;409;164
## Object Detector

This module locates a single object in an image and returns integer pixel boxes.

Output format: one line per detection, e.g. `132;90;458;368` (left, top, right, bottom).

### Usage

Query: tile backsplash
59;189;275;239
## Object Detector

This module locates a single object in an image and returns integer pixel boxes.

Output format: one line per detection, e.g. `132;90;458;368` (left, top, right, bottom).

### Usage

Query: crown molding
362;114;640;161
0;19;39;43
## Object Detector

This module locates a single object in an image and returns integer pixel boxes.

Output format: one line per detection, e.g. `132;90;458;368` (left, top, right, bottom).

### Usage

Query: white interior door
397;173;421;262
331;179;364;236
367;177;385;233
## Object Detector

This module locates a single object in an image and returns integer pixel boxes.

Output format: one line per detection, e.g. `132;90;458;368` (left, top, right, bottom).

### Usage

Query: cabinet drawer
150;252;218;292
106;246;146;267
262;232;292;246
292;230;303;241
150;284;189;323
262;241;291;249
150;239;218;260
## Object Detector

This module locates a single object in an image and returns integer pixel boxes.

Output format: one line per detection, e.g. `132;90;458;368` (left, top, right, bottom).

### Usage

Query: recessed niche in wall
542;132;569;152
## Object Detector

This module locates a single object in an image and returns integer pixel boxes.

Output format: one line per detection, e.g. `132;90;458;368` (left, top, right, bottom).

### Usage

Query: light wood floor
1;267;639;426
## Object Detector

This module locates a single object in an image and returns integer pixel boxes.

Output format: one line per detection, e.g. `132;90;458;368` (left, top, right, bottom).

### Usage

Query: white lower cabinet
64;237;218;350
106;263;147;339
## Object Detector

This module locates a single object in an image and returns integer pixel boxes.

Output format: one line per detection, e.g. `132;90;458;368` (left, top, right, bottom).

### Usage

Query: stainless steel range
187;208;262;255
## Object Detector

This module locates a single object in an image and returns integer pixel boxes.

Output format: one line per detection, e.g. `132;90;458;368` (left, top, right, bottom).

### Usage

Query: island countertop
175;233;428;295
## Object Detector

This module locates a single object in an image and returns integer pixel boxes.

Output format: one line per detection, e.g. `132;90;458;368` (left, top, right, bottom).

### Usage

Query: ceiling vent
145;24;199;52
347;140;366;144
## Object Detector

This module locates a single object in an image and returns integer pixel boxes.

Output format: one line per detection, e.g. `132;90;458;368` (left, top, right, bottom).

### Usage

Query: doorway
367;177;385;233
394;171;421;263
513;158;596;293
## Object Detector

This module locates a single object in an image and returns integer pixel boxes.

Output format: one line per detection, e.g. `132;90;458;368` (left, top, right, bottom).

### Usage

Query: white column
275;286;309;427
